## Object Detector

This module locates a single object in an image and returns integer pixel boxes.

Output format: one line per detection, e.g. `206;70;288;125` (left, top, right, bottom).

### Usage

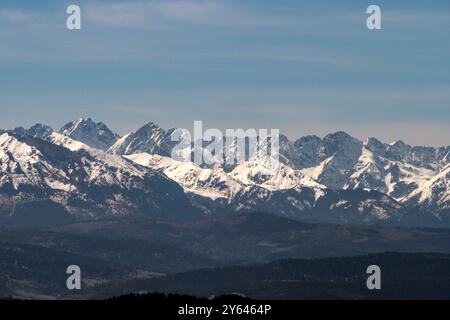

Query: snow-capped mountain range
0;118;449;228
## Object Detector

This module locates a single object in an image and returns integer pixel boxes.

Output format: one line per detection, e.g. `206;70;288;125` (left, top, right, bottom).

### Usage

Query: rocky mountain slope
0;132;199;227
1;118;449;227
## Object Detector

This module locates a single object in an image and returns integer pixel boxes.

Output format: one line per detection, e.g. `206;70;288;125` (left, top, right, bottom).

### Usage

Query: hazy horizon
2;116;449;148
1;0;449;146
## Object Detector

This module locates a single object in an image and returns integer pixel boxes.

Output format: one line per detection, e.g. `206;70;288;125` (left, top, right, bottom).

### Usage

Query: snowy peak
59;118;118;151
0;132;82;192
230;157;325;194
126;152;326;203
343;146;437;202
363;137;447;169
126;153;243;200
1;131;150;193
108;121;174;156
280;131;363;173
0;132;196;221
291;132;364;189
1;119;450;227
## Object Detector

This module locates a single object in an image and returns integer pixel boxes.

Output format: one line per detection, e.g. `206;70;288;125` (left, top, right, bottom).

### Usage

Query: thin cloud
382;10;450;25
205;51;354;67
84;0;291;29
85;2;159;29
155;0;225;24
0;9;33;22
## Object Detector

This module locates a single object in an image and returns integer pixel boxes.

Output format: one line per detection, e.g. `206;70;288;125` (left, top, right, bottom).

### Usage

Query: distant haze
0;0;449;146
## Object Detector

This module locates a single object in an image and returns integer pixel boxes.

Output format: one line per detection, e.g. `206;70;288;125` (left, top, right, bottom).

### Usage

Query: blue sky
0;0;449;146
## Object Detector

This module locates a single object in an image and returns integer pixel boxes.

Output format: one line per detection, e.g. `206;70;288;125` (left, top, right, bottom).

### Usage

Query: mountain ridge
1;118;449;228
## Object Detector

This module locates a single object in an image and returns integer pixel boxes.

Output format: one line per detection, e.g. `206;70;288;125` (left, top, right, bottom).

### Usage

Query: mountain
108;122;175;156
6;123;54;140
285;134;448;174
59;118;118;150
126;153;325;199
405;165;450;210
1;119;449;228
126;153;244;201
279;131;363;188
277;134;450;213
0;132;200;227
125;152;439;226
3;119;450;300
306;131;364;189
111;122;449;214
27;123;54;140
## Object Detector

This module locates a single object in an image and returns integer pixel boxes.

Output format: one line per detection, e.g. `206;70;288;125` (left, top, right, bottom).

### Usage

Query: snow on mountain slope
2;119;449;227
296;135;449;211
343;146;436;202
109;123;450;214
49;132;91;152
126;152;326;202
126;153;243;200
288;132;363;189
126;152;331;221
301;156;334;181
9;124;54;140
50;122;450;215
59;118;118;151
108;122;175;156
0;132;76;192
405;166;450;210
112;122;448;214
25;124;54;140
48;132;149;185
0;133;198;224
230;157;325;199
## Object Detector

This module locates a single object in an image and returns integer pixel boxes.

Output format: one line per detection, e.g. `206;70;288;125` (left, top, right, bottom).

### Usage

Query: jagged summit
1;120;449;228
108;121;175;156
4;124;54;140
27;123;54;139
0;131;198;225
104;123;449;214
59;117;118;151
